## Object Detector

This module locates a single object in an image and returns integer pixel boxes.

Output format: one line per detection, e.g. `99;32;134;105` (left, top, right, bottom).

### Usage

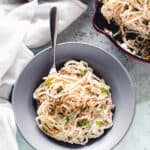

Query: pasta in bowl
12;42;135;150
33;60;115;145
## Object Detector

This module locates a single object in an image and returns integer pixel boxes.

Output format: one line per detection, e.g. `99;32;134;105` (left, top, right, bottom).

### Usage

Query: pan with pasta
93;0;150;62
33;60;115;145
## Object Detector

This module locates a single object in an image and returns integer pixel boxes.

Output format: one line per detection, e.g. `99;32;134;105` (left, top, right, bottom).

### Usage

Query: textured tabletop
1;0;150;150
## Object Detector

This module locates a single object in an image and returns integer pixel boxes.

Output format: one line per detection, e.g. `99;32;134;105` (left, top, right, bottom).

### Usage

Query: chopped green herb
50;108;55;115
42;127;48;133
80;105;88;112
77;119;89;127
90;91;98;96
144;34;150;40
95;109;103;113
44;79;52;86
60;116;69;123
81;69;88;76
100;87;109;95
60;115;73;124
96;120;104;126
57;86;63;93
68;115;74;120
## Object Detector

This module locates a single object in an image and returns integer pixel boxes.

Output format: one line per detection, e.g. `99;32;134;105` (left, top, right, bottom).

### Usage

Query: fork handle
50;7;58;68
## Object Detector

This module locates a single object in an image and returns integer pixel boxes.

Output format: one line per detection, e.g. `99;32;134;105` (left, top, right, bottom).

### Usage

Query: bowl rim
92;0;150;64
12;42;136;150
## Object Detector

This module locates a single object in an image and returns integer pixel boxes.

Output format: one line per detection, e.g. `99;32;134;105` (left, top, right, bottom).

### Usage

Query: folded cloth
0;1;87;150
4;0;87;48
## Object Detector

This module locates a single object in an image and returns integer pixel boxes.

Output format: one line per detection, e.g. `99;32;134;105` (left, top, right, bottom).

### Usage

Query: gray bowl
12;42;135;150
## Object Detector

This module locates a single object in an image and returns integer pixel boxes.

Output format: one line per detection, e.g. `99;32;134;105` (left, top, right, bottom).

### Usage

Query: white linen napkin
0;1;87;150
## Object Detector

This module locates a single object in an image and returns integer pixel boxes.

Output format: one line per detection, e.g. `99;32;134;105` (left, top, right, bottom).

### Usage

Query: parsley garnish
77;119;89;127
57;86;63;93
81;69;88;77
90;91;98;96
100;87;109;95
144;34;150;40
60;115;74;124
50;108;55;115
96;120;104;126
80;105;88;112
44;79;51;86
95;109;103;113
42;127;48;133
60;116;69;123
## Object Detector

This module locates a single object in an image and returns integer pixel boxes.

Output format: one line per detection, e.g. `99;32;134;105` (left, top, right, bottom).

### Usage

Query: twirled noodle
101;0;150;59
33;60;115;145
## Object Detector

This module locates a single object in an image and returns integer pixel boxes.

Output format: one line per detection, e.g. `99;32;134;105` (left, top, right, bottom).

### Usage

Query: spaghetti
33;60;115;145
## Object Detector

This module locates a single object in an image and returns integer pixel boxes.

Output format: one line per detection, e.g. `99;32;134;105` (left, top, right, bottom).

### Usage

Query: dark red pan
92;0;150;64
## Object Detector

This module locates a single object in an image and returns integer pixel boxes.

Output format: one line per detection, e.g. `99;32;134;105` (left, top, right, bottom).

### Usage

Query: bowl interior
12;42;135;150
